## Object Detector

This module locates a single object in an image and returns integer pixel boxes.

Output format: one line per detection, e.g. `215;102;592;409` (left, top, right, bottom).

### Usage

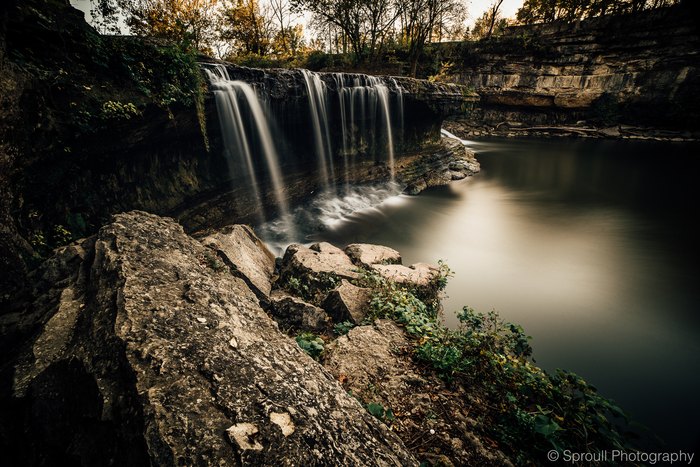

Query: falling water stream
207;64;404;245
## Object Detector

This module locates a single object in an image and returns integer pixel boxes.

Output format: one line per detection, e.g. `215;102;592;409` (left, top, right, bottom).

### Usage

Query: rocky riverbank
0;210;641;465
0;211;501;465
444;117;700;142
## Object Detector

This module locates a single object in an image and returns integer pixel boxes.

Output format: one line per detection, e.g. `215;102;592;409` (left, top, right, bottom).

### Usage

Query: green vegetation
355;264;639;464
517;0;680;24
295;332;325;360
333;321;356;335
282;272;341;304
100;101;141;120
366;402;396;423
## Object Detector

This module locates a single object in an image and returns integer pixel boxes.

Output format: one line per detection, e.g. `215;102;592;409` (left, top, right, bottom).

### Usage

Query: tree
516;0;681;24
269;0;298;56
218;0;275;57
89;0;220;53
291;0;363;63
397;0;465;76
471;10;508;39
485;0;505;38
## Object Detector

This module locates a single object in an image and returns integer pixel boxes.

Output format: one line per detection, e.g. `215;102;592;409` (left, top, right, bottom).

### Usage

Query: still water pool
311;137;700;451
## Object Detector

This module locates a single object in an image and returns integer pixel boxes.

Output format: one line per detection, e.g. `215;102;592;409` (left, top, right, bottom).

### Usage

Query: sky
70;0;525;32
467;0;523;25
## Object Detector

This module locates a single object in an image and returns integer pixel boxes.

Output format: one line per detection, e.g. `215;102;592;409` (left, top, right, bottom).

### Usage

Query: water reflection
313;137;700;451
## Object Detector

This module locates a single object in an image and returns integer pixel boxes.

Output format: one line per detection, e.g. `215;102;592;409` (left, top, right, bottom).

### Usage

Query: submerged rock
0;211;416;466
322;279;373;324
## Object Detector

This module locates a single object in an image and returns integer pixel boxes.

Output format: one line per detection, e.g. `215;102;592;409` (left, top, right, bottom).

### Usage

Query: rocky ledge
0;211;505;465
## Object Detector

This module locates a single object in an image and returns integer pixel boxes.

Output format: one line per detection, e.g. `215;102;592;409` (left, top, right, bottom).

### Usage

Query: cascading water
207;64;406;249
301;69;334;190
206;65;264;224
332;74;401;183
205;64;295;239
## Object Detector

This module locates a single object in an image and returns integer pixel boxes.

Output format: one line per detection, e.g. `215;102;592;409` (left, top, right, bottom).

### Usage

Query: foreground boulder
321;279;373;324
200;224;277;298
0;211;416;466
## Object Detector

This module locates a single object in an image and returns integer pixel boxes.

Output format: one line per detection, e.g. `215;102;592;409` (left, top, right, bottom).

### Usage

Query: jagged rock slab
324;320;512;466
200;224;276;298
267;290;331;333
1;211;416;466
345;244;402;267
322;279;372;324
280;242;360;282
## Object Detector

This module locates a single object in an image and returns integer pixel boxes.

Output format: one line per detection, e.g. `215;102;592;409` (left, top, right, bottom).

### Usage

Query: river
307;136;700;452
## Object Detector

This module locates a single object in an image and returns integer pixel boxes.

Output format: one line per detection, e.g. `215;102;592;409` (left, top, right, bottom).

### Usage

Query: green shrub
295;332;325;360
366;402;395;423
101;100;141;121
333;321;355;335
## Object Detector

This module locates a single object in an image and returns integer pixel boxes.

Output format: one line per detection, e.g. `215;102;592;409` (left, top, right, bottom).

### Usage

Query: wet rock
322;280;372;324
200;224;276;298
345;244;402;267
267;290;331;333
0;211;417;466
402;139;479;195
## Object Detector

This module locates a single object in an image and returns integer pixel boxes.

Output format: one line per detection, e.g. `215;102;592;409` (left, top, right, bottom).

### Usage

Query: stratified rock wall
0;211;417;466
451;5;700;128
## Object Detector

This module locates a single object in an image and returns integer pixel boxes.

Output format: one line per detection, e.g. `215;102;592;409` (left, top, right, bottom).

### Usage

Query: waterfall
206;63;406;246
206;65;264;224
301;69;334;190
330;73;400;183
205;64;294;238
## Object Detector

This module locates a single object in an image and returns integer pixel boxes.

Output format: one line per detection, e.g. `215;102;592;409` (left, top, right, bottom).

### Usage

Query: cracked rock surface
0;211;416;466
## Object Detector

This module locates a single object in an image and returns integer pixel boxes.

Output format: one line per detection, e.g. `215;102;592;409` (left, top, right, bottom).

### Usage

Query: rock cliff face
0;0;476;301
449;5;700;129
0;211;418;466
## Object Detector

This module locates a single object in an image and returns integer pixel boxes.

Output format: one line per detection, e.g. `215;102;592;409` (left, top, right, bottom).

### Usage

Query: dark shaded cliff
446;4;700;129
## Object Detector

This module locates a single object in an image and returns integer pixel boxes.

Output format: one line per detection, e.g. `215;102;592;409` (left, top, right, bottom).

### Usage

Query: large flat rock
345;243;402;267
280;242;360;283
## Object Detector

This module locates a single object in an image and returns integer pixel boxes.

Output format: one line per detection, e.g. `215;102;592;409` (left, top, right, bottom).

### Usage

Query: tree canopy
516;0;681;24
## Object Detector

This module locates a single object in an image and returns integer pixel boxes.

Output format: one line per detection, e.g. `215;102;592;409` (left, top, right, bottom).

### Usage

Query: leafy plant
366;402;395;423
101;100;141;121
333;321;355;335
282;272;340;304
296;332;325;360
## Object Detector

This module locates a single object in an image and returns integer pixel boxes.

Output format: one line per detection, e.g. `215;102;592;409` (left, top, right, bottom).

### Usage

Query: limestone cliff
447;4;700;130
